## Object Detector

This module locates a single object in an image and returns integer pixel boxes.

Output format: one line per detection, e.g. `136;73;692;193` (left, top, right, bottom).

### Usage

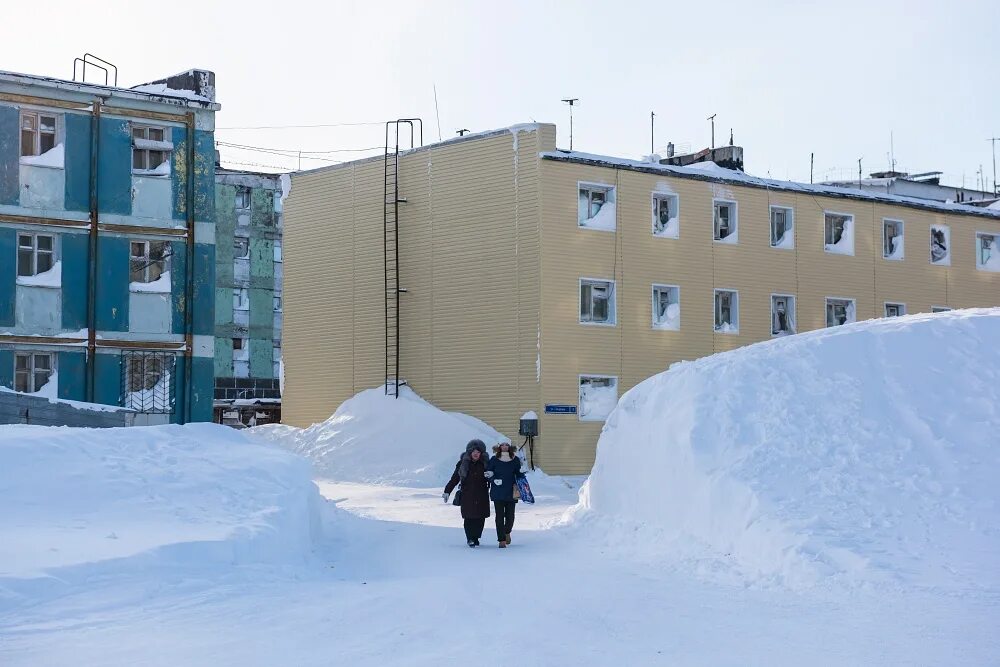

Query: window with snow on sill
883;219;904;260
129;270;171;294
771;294;796;335
714;289;739;333
826;298;856;327
770;206;794;248
20;143;65;169
578;184;616;231
16;260;62;288
977;233;1000;272
652;193;679;238
579;375;618;422
652;284;680;330
930;225;951;265
824;213;854;255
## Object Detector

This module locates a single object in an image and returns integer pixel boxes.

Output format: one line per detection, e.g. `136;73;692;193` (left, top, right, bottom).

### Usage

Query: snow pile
249;386;506;486
20;143;64;169
886;234;905;260
129;270;171;293
0;423;321;580
773;227;794;249
579;380;618;421
653;301;681;330
578;192;616;231
16;260;61;288
574;309;1000;592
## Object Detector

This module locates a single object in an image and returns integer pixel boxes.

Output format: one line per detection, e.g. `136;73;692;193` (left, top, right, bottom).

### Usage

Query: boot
505;533;512;546
498;542;507;549
467;539;476;548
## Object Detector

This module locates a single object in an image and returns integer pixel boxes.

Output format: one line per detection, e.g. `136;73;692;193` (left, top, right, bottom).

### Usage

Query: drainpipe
85;98;102;403
183;112;196;423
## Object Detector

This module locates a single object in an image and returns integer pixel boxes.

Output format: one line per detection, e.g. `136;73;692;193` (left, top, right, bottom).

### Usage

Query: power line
216;121;385;130
217;140;382;155
219;158;292;171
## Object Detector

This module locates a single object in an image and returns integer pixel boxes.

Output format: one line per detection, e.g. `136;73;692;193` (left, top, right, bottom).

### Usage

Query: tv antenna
562;98;579;150
707;113;717;149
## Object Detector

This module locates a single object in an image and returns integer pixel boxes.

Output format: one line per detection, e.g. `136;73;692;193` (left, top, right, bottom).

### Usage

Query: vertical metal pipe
183;112;196;423
85;99;102;402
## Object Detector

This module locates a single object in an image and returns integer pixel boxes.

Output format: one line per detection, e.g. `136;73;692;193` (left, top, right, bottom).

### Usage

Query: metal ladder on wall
383;119;422;397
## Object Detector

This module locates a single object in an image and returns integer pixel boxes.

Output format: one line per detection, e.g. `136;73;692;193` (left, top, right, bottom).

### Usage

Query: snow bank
16;260;61;288
129;270;171;293
0;423;321;579
249;386;506;486
573;309;1000;592
20;143;64;169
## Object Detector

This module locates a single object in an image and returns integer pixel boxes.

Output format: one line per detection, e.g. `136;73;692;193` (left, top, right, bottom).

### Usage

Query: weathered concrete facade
0;68;219;423
213;169;283;426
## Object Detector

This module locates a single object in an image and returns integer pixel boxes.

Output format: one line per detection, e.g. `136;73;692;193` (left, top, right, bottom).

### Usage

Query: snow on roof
542;151;1000;220
129;82;211;103
0;69;220;110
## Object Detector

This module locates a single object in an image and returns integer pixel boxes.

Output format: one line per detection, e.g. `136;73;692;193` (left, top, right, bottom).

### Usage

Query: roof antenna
562;98;579;151
650;111;655;155
456;129;470;136
433;84;442;142
707;113;717;149
729;128;734;146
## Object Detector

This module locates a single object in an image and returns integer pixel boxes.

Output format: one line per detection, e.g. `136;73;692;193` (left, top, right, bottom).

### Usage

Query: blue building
0;68;218;424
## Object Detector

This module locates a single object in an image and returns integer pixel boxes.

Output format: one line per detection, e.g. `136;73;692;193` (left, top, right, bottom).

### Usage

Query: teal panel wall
94;352;122;407
0;228;15;326
170;239;187;335
214;336;231;378
192;243;215;336
64;112;93;212
61;233;89;330
0;105;21;205
170;126;188;221
57;351;87;401
95;236;129;331
170;354;186;424
190;356;214;422
0;349;12;389
194;130;215;222
97;117;132;215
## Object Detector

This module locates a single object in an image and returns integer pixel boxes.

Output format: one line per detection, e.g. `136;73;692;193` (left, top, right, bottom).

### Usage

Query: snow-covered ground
2;311;1000;665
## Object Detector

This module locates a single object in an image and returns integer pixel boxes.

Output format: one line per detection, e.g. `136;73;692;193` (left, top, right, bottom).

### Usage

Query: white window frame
235;186;252;211
769;205;794;249
577;182;616;231
129;240;170;284
824;211;854;255
713;288;739;334
770;293;796;336
825;297;856;327
579;277;617;326
975;231;1000;271
713;199;738;242
14;351;55;393
930;224;951;266
19;110;59;158
651;192;680;238
651;284;680;330
17;232;56;277
882;218;905;260
578;374;619;423
233;287;250;311
884;302;906;318
931;306;952;313
131;124;173;175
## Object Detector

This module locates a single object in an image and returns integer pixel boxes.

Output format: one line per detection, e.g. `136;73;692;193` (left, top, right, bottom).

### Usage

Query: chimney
132;69;216;102
666;142;675;158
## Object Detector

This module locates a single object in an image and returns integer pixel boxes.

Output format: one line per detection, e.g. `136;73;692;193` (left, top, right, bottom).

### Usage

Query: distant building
822;170;992;204
0;66;218;424
212;168;284;427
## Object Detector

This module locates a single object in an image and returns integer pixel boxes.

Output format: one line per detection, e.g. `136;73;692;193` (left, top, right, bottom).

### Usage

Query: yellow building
283;123;1000;474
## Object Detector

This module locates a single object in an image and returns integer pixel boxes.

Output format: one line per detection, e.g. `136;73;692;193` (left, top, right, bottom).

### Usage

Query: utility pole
650;111;655;155
707;113;717;149
810;152;814;184
562;98;578;151
858;157;863;188
990;137;999;196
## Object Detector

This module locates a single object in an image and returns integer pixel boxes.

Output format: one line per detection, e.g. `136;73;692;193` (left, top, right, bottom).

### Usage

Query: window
17;233;55;277
273;240;283;263
976;232;1000;271
771;295;796;335
14;352;53;393
129;240;170;283
273;295;283;312
272;339;282;362
233;288;249;311
930;225;950;265
122;351;174;414
884;302;906;318
578;183;616;230
579;375;618;422
714;289;739;333
131;124;172;173
932;306;952;313
20;112;57;157
580;278;616;325
883;219;904;260
234;237;249;259
652;193;679;238
651;284;680;330
825;297;856;327
235;186;252;210
770;206;794;248
713;200;737;242
233;338;243;350
824;212;854;255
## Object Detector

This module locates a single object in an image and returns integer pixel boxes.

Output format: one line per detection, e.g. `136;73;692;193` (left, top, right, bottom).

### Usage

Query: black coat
486;455;524;502
444;457;491;519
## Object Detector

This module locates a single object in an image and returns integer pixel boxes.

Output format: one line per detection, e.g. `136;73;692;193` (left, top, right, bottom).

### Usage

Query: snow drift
249;386;507;486
574;309;1000;591
0;423;321;580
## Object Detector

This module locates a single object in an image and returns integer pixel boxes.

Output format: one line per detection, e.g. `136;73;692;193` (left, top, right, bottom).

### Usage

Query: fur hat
465;439;487;455
492;442;514;455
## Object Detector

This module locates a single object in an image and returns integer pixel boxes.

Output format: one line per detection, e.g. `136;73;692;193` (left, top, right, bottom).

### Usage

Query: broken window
273;295;282;312
884;302;905;318
652;193;679;237
771;295;796;335
131;124;173;173
233;288;249;311
883;219;904;260
578;184;616;230
273;240;283;263
14;352;53;393
129;240;170;283
579;375;618;422
122;351;174;414
976;232;1000;271
233;338;243;350
580;279;616;325
713;200;737;242
714;289;739;333
234;237;250;259
20;112;57;157
930;225;950;265
824;213;854;255
651;284;680;330
770;206;794;248
17;233;55;277
235;186;252;210
826;298;856;327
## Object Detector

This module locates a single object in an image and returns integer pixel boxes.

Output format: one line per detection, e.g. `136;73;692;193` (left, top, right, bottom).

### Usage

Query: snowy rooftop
0;69;220;110
542;151;1000;221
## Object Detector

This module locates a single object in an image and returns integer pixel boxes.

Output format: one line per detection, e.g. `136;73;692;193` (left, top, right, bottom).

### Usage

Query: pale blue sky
5;0;998;189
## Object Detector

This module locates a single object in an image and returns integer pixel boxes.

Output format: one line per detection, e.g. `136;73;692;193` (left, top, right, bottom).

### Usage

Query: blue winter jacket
486;454;524;502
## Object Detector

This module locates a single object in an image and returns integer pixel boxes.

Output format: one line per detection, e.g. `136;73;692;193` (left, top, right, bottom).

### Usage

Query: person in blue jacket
485;442;525;548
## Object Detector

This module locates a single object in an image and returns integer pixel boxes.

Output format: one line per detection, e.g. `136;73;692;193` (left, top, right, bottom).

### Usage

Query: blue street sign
544;404;577;414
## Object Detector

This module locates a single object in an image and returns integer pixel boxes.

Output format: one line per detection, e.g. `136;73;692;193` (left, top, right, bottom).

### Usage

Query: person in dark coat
485;442;525;548
443;439;491;547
